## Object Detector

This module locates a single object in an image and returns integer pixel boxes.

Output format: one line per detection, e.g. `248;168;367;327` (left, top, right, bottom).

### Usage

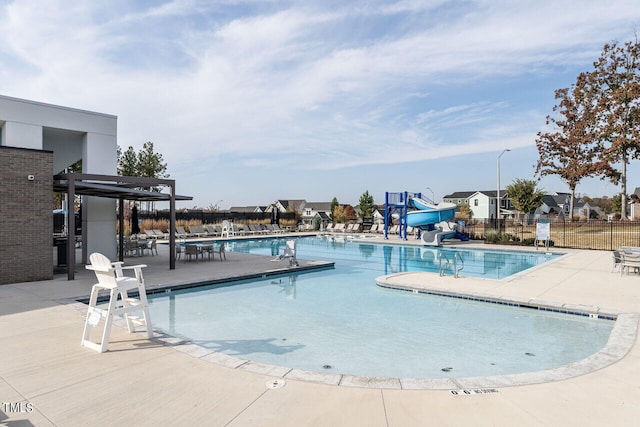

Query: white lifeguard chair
271;239;299;267
81;253;153;353
221;220;236;238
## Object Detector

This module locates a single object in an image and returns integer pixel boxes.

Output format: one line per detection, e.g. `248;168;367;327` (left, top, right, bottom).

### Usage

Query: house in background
229;206;265;213
533;195;563;221
267;199;307;214
301;202;332;229
443;190;513;220
549;192;602;220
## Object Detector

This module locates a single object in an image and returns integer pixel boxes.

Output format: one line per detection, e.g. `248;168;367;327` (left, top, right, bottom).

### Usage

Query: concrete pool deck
1;235;639;426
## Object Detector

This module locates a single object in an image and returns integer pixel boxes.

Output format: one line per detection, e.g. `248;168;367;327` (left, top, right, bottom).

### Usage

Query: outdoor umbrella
131;205;140;235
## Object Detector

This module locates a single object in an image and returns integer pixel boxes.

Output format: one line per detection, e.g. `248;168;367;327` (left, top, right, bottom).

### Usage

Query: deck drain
322;364;333;370
266;379;286;389
441;367;453;372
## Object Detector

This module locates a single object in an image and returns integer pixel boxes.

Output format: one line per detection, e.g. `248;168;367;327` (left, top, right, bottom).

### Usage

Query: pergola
54;173;192;280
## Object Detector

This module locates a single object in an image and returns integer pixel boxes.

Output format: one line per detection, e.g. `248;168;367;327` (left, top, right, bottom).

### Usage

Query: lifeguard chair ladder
82;253;153;353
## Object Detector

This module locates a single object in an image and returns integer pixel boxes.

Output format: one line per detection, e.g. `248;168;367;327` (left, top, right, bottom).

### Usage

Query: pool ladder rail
438;252;464;278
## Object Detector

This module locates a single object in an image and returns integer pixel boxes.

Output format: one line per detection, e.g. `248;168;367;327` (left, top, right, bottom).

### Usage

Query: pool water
223;236;561;280
148;237;613;379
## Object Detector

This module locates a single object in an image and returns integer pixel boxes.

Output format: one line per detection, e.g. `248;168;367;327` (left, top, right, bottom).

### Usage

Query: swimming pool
148;237;613;380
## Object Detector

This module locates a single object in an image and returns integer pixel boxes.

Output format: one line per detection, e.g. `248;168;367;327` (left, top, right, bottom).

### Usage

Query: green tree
535;74;604;222
137;141;168;179
505;179;545;224
358;190;375;220
117;146;139;176
612;194;622;215
586;39;640;219
117;141;169;211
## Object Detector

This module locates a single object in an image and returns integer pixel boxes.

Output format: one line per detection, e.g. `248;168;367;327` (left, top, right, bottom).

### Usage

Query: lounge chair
152;229;168;239
143;230;157;240
334;223;346;233
203;224;220;237
272;224;286;233
367;224;379;233
325;223;335;233
188;225;208;237
82;253;152;353
176;226;192;238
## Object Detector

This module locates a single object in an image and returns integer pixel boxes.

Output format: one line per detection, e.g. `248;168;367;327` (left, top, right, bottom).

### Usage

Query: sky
1;0;639;209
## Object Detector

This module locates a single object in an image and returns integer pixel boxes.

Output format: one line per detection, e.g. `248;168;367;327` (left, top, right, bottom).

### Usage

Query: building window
474;199;478;206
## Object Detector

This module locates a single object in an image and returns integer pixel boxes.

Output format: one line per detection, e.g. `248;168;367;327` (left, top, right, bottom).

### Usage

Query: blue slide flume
406;198;467;246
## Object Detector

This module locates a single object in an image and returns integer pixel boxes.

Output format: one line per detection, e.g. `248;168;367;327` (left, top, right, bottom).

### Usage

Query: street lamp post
425;187;435;203
497;149;510;233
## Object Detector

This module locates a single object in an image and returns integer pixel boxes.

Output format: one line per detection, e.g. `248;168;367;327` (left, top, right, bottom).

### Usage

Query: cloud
1;0;639;177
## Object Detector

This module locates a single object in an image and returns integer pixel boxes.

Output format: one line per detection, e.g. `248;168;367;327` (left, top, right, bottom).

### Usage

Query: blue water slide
405;198;457;228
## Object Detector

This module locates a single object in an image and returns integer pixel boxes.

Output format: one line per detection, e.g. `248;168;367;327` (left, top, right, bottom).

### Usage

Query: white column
82;132;117;262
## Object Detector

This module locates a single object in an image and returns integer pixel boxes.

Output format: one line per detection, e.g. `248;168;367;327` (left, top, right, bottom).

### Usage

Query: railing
463;219;640;251
453;252;464;278
438;252;464;278
438;252;450;276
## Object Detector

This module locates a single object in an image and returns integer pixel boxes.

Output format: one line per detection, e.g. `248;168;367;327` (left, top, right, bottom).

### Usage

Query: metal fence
463;219;640;251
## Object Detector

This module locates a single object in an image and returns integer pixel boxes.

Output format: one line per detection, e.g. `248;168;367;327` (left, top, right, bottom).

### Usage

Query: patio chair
82;253;152;353
145;239;158;256
185;244;200;261
620;250;640;275
216;242;226;261
175;243;184;260
612;250;622;272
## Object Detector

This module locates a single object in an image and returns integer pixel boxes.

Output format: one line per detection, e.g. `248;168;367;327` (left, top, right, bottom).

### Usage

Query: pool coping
68;268;638;391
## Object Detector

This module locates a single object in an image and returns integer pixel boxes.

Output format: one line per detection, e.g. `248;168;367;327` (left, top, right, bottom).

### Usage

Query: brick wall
0;146;53;284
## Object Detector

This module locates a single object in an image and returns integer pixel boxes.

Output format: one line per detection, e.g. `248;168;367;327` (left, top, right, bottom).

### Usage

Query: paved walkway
1;237;639;426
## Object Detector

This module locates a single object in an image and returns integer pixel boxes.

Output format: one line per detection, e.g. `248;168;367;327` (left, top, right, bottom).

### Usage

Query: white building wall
469;194;493;219
2;121;43;149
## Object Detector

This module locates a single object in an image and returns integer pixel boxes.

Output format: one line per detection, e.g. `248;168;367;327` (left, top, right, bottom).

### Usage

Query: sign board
536;222;550;240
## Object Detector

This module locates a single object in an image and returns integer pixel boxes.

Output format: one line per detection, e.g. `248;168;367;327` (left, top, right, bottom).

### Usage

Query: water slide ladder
438;252;464;278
